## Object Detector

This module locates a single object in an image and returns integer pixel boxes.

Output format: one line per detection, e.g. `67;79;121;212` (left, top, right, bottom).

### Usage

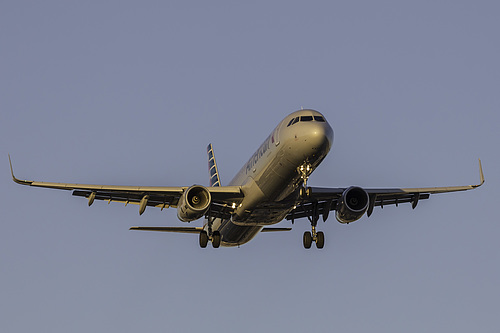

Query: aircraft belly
219;220;262;247
239;207;290;225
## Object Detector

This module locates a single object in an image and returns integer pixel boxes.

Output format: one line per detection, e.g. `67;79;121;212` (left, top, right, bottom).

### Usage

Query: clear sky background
1;1;499;332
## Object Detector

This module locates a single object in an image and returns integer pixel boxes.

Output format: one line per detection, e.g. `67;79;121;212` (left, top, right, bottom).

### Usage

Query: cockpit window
287;115;325;127
287;117;300;127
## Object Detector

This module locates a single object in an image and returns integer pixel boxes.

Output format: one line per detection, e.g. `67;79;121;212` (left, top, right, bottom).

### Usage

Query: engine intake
335;186;369;224
177;185;211;222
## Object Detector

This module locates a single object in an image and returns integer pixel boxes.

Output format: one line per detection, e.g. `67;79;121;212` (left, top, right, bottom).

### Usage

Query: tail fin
207;144;221;187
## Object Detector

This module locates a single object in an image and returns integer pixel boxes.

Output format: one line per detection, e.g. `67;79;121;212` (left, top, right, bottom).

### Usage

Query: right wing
9;155;243;218
287;159;484;221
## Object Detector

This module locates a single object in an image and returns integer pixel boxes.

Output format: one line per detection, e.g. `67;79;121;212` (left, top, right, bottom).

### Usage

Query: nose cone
292;119;334;161
308;121;333;151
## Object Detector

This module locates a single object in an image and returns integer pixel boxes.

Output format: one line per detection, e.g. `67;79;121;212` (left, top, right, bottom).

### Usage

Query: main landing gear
199;217;221;249
302;202;326;249
199;230;221;248
302;198;325;249
303;227;325;249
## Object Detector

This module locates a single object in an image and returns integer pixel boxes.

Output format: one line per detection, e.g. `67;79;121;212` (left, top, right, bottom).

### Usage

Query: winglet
471;158;485;189
8;154;33;185
476;158;485;187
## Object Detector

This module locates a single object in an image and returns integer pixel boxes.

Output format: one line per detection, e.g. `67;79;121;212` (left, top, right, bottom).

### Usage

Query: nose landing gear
297;163;326;249
298;163;313;198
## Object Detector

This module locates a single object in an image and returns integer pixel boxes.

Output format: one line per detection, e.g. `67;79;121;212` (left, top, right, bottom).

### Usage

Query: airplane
9;109;484;249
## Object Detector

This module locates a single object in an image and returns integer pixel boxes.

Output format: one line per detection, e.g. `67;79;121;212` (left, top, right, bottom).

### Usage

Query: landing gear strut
298;162;325;249
298;163;313;198
303;201;325;249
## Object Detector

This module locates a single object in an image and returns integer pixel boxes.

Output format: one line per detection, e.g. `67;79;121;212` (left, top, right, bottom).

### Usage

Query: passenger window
314;116;325;122
300;116;313;122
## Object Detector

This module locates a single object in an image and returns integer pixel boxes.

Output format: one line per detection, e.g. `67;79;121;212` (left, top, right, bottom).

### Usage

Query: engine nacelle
177;185;212;222
335;186;369;224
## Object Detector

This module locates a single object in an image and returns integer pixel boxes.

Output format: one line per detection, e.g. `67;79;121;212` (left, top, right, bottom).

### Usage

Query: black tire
199;231;208;248
316;231;325;249
303;231;312;249
300;187;311;199
212;231;221;248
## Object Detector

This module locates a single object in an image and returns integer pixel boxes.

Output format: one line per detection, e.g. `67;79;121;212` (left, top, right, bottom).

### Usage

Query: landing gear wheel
212;231;221;248
316;231;325;249
199;231;208;248
300;187;311;199
303;231;312;249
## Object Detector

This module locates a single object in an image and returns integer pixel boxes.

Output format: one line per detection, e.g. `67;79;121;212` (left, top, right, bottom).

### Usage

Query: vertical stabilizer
207;144;221;187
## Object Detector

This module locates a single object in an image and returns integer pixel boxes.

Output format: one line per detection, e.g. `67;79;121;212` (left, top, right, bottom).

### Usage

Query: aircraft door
271;120;283;147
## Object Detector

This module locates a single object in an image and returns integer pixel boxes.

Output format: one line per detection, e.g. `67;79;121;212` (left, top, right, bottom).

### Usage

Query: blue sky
1;1;499;332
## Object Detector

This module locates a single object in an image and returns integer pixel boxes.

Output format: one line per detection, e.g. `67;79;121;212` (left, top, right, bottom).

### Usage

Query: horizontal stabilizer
129;226;203;234
261;228;292;232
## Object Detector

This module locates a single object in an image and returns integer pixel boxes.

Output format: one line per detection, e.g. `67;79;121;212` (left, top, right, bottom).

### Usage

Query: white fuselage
208;109;334;247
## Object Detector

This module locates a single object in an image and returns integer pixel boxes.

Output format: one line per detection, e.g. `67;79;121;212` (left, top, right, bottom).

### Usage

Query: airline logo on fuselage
246;134;272;174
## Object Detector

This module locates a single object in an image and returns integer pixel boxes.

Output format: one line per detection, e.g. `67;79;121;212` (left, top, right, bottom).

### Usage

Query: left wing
287;159;484;222
9;155;243;218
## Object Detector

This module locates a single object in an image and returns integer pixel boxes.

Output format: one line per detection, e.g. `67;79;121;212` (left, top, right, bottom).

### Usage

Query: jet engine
335;186;369;224
177;185;212;222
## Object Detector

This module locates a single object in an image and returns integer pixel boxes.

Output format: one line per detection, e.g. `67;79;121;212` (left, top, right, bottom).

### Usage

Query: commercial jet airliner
9;109;484;249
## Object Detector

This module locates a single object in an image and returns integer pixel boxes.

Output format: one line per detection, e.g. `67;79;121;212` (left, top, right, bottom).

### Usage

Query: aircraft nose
307;121;333;151
291;120;333;161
